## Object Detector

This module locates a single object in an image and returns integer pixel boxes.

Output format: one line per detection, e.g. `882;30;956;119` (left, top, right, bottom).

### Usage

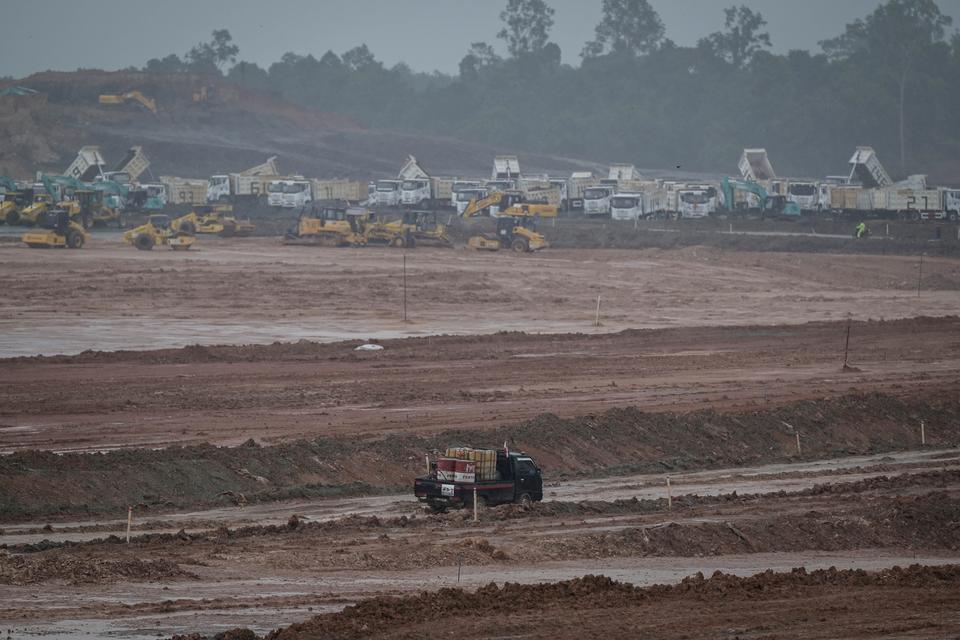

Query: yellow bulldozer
123;214;196;251
98;91;157;115
364;210;452;248
22;209;89;249
283;205;370;247
462;191;557;253
171;205;256;237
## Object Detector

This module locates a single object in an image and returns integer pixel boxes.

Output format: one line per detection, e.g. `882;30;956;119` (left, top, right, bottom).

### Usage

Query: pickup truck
414;450;543;512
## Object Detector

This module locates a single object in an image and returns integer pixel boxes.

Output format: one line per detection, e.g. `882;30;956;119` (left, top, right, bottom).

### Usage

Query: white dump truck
609;193;645;220
583;184;615;217
268;179;312;208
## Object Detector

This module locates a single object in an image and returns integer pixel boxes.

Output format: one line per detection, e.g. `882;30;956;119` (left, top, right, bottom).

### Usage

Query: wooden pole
917;253;923;297
473;486;478;522
126;506;133;544
842;318;852;369
921;420;926;446
666;475;672;509
796;432;802;455
402;253;408;322
595;295;601;327
425;454;430;475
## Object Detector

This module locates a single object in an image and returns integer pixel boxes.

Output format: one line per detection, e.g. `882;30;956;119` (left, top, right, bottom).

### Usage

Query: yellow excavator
123;214;196;251
98;91;157;115
172;205;256;237
283;204;370;247
364;210;452;248
22;209;89;249
462;192;557;252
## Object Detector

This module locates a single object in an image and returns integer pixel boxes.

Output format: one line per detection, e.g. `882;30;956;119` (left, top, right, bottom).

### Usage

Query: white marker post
921;420;926;446
126;506;133;544
796;432;802;455
666;475;672;509
473;486;479;522
595;295;602;327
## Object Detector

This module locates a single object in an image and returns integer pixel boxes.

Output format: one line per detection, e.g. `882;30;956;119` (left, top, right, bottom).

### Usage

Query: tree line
138;0;960;181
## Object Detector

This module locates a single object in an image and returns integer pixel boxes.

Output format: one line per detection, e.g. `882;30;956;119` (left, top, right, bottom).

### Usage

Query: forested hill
83;1;960;183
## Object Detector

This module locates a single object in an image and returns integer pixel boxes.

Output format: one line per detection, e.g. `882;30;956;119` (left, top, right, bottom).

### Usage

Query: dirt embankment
0;552;191;586
2;392;958;521
186;566;960;640
1;70;601;181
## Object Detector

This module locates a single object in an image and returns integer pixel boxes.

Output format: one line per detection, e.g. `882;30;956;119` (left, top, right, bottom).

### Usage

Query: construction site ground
3;237;960;638
2;451;959;638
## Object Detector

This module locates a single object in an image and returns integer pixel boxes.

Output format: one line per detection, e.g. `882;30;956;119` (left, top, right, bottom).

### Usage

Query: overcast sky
3;0;959;78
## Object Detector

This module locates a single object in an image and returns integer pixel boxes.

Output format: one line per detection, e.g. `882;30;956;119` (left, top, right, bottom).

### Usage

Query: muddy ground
2;238;960;358
2;392;959;520
2;457;959;638
3;241;960;637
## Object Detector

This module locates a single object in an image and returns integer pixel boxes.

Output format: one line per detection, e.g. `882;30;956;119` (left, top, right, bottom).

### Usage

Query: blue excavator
720;177;801;217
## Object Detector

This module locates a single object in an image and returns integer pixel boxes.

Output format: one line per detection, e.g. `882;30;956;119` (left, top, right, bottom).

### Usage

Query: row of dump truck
5;146;959;223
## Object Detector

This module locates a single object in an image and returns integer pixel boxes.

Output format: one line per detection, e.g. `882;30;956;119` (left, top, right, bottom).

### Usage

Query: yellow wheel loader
123;214;196;251
461;192;556;253
7;193;53;226
172;205;256;237
283;205;369;247
22;209;89;249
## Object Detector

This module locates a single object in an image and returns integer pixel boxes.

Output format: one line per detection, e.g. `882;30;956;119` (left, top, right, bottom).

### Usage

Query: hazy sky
3;0;960;78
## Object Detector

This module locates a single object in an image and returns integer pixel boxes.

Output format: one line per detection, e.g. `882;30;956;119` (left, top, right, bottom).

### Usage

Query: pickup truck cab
414;450;543;511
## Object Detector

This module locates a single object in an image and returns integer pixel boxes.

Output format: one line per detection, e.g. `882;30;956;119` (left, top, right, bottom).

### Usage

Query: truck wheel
949;211;959;223
517;493;533;509
5;210;19;226
134;233;155;251
66;230;84;249
511;237;529;253
392;236;406;248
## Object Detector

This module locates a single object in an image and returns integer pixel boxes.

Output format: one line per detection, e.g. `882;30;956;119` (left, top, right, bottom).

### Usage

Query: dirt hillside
0;70;602;180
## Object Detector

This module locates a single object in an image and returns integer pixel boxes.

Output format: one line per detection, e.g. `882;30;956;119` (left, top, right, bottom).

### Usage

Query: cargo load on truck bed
414;446;543;512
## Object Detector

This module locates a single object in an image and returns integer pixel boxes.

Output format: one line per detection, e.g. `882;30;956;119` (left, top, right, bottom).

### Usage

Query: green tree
459;42;503;79
185;29;239;74
144;54;184;74
342;44;380;71
497;0;555;57
226;61;270;91
820;0;952;170
582;0;665;58
700;6;771;68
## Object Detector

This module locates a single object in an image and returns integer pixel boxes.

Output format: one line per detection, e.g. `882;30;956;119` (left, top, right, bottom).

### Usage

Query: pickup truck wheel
517;493;533;509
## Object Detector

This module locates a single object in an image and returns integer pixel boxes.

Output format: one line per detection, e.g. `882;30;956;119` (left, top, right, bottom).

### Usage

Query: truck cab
280;180;312;208
374;179;402;207
678;188;716;219
207;175;231;203
787;181;818;212
400;178;431;207
414;450;543;511
456;188;487;215
583;185;614;217
451;180;483;208
610;193;644;221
